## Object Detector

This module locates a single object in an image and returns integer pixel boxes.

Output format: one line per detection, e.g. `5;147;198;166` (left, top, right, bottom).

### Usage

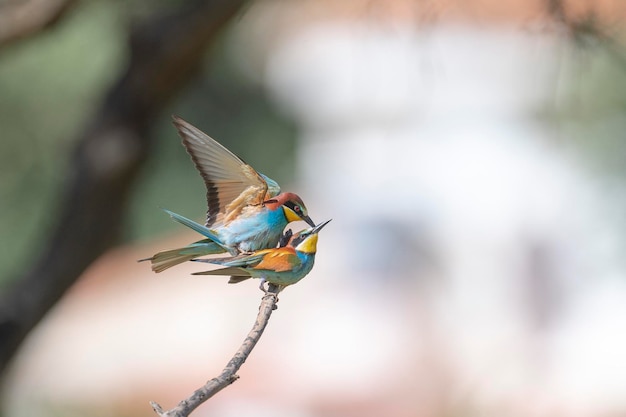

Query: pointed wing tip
191;268;222;275
172;115;191;133
228;276;251;284
159;208;175;217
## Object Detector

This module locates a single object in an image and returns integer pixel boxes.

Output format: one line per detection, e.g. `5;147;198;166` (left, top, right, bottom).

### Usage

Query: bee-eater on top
141;116;315;272
192;219;332;293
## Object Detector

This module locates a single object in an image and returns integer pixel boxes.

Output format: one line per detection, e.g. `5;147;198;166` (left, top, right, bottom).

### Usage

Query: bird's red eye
294;206;301;212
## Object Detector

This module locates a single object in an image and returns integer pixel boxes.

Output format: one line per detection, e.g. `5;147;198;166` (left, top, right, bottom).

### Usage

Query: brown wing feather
172;116;270;227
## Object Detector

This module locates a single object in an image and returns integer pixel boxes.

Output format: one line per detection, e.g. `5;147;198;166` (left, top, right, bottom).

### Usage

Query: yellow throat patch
283;206;303;223
296;234;318;254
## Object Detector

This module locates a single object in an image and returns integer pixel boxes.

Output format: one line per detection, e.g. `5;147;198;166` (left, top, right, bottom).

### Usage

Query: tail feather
192;266;250;278
142;239;224;273
149;250;199;273
162;209;230;251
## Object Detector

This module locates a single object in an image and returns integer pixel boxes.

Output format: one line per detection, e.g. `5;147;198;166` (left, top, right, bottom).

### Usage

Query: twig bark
151;284;280;417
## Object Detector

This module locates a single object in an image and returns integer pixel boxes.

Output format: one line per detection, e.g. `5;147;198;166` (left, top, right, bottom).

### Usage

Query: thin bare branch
151;285;280;417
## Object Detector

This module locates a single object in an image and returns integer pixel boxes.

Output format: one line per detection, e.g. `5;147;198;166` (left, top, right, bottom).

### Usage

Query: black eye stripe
292;233;308;247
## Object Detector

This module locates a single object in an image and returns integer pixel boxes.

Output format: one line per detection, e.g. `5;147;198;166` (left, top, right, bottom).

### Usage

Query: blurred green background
0;0;297;285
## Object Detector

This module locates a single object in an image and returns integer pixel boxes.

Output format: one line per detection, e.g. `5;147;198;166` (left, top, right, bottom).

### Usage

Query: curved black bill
302;215;316;228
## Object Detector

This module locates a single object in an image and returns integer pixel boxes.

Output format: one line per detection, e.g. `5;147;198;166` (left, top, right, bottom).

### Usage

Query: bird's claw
259;279;280;306
259;279;268;294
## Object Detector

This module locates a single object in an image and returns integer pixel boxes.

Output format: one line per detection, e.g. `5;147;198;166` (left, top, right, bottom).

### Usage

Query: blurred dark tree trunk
0;0;248;379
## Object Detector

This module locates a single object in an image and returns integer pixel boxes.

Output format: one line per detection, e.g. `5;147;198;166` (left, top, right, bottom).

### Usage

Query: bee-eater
192;219;331;292
141;116;315;272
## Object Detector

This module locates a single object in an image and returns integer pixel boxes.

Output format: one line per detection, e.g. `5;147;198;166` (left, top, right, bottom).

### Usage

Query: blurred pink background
4;1;626;416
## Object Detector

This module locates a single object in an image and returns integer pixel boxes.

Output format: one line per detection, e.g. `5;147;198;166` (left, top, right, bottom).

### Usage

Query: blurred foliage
0;0;124;285
549;41;626;177
540;39;626;246
0;0;297;284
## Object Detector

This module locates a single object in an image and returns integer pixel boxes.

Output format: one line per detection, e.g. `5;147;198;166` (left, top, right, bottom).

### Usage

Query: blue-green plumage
140;116;315;273
192;219;331;292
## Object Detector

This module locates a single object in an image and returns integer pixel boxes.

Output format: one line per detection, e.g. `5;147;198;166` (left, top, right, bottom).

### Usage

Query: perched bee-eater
141;116;315;272
192;219;331;292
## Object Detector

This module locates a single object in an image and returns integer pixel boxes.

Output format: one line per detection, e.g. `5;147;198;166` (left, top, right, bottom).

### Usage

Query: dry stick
151;284;281;417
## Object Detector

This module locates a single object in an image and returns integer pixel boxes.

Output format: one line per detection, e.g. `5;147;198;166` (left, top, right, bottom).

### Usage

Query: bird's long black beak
302;215;316;228
311;218;332;234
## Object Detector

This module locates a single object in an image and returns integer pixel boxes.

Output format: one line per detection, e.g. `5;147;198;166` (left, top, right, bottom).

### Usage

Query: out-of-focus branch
547;0;602;44
545;0;626;69
0;0;249;379
151;285;280;417
0;0;79;48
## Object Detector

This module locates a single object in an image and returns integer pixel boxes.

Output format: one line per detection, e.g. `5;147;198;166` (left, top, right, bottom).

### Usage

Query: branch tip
150;401;165;415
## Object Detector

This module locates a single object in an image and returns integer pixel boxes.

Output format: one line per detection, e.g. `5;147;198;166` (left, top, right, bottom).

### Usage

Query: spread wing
173;116;281;227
